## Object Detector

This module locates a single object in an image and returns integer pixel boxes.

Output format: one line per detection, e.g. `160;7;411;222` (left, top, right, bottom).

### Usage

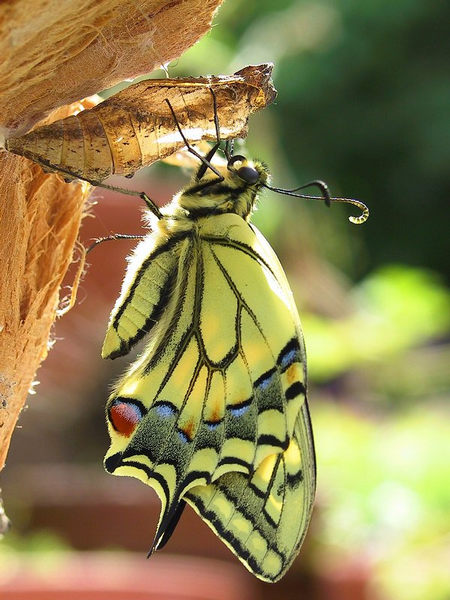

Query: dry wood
0;0;225;135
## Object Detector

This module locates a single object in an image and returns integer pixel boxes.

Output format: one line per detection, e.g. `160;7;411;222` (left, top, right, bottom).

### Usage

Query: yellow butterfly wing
102;210;315;578
182;216;316;581
101;231;186;359
185;407;315;582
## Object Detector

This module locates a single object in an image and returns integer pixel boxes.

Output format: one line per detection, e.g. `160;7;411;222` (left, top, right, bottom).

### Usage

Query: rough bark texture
0;0;224;135
0;0;224;474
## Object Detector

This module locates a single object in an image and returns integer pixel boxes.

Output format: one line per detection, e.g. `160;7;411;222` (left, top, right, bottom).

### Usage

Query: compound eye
236;165;260;184
227;155;260;184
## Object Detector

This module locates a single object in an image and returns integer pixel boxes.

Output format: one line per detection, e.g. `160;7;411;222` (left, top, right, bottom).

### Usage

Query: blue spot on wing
254;367;277;391
178;430;189;443
258;377;271;390
279;348;297;370
278;339;301;371
229;404;250;417
255;370;276;390
155;402;177;418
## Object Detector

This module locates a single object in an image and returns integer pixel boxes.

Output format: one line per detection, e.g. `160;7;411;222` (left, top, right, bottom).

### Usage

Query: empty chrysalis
5;64;276;184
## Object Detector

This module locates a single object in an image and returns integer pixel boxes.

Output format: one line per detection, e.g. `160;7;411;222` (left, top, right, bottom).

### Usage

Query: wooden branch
0;0;224;134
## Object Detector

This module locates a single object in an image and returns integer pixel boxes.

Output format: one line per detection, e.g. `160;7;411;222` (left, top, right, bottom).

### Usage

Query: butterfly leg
86;180;162;219
170;87;240;193
86;233;145;255
196;87;221;173
224;138;235;162
31;157;163;219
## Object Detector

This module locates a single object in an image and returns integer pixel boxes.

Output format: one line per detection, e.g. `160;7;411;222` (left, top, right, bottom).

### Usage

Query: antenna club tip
349;210;369;225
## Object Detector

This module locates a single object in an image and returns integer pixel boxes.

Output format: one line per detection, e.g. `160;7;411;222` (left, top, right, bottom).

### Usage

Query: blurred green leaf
313;401;450;600
304;265;450;381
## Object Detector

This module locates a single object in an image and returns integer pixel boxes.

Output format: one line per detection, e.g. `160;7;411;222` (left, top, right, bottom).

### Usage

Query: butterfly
100;108;368;581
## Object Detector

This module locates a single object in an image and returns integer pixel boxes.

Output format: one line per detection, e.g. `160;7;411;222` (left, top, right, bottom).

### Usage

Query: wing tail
149;499;187;554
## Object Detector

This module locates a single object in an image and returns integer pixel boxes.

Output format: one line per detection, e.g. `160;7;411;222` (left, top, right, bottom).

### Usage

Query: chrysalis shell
6;64;276;181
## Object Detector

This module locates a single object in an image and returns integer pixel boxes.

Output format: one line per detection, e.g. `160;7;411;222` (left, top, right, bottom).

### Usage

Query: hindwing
185;403;316;582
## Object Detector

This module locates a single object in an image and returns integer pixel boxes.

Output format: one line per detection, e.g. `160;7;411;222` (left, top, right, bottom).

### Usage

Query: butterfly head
227;155;268;185
178;155;269;221
225;155;269;218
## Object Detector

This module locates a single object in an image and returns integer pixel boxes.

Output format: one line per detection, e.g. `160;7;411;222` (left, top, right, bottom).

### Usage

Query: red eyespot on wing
109;400;143;436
